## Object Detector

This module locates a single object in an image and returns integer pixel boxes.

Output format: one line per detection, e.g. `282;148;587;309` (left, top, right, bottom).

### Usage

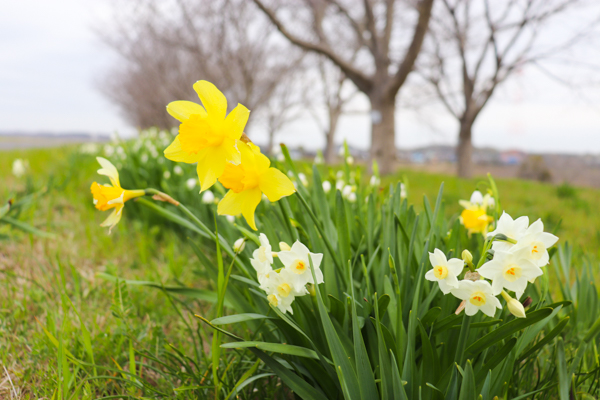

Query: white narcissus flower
400;183;407;199
186;178;197;190
425;249;464;294
174;165;184;175
322;181;331;193
451;280;502;317
251;233;274;284
12;159;28;177
477;249;543;298
511;219;558;267
263;269;308;314
342;185;353;198
278;241;324;292
201;190;215;204
297;173;309;187
470;190;484;205
369;175;380;186
233;238;246;253
487;212;529;251
347;192;357;203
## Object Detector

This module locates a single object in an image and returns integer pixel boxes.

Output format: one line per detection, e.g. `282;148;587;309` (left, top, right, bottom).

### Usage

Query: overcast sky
1;0;600;154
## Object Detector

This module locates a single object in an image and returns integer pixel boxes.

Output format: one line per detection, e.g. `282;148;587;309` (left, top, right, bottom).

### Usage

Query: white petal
438;279;452;294
425;269;437;282
539;232;559;248
464;302;478;316
290;241;310;260
447;259;465;275
308;252;323;269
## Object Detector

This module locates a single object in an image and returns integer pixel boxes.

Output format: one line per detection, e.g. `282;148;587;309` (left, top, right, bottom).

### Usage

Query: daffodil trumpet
217;142;295;230
91;157;145;233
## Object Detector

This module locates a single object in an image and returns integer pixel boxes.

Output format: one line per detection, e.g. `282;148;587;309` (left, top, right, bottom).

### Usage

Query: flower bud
462;249;473;265
507;298;526;318
501;291;526;318
233;238;246;253
279;242;291;251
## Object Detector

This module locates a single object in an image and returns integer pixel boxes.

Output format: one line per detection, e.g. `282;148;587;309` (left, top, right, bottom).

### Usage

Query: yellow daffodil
459;190;494;235
460;207;493;235
90;157;145;233
217;142;295;230
164;81;250;192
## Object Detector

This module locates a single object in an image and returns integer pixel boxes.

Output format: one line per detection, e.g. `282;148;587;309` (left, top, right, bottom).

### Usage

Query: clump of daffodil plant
88;81;599;399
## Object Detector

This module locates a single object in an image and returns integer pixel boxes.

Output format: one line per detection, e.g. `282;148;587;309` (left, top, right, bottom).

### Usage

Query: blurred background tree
252;0;435;174
418;0;596;177
98;0;306;149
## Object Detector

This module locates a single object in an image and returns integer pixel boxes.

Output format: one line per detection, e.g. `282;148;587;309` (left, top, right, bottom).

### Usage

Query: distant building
499;150;527;165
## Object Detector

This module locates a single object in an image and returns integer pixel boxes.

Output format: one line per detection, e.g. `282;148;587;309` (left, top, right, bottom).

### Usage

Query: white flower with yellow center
477;249;543;298
511;219;558;268
278;241;324;292
263;269;307;314
450;280;502;317
425;249;464;294
487;212;529;251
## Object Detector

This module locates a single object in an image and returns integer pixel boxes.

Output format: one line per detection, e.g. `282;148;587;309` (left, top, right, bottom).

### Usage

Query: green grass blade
556;337;569;400
465;308;553;356
221;341;320;359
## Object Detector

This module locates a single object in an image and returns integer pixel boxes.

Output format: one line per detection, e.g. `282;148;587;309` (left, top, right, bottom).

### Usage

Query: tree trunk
369;96;397;175
324;109;340;164
457;119;474;178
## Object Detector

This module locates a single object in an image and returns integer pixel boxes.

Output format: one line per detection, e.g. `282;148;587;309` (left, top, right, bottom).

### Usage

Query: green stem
143;188;252;280
294;190;343;276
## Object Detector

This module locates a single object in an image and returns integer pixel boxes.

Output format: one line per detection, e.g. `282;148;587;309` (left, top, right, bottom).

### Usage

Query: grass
1;144;599;397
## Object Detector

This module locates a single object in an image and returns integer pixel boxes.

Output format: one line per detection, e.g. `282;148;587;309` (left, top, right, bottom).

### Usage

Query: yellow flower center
503;263;522;282
291;260;307;274
276;283;292;298
530;241;544;260
219;162;260;193
267;294;278;306
469;291;486;306
91;183;124;211
433;265;448;279
178;115;224;153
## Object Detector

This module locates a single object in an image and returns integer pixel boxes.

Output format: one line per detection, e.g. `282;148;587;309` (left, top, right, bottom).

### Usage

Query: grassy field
1;144;599;397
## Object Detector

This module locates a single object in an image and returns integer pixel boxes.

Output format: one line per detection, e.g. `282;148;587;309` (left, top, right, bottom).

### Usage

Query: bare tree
98;0;304;139
252;0;435;174
421;0;595;177
307;56;359;164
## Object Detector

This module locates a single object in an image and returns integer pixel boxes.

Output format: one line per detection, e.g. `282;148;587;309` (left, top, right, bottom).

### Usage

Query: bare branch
252;0;373;93
387;0;435;97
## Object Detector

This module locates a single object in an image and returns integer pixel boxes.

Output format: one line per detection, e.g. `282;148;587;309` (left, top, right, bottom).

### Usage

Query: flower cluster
459;190;495;235
427;211;558;318
250;234;324;314
163;81;296;230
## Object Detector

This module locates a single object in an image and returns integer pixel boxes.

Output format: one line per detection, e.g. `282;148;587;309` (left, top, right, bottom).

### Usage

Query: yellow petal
96;157;120;187
100;204;124;233
193;81;227;120
164;136;202;163
196;147;226;192
166;100;207;122
223;103;249;140
218;187;262;230
253;149;271;175
259;168;296;202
